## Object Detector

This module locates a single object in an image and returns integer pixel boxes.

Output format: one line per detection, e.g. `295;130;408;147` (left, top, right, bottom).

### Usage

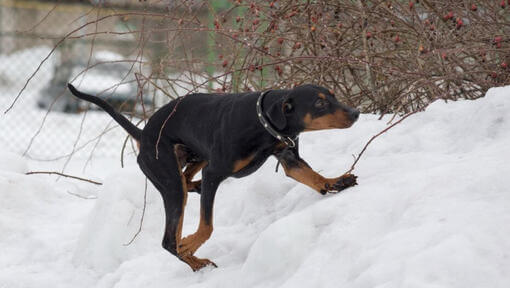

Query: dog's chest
231;152;270;178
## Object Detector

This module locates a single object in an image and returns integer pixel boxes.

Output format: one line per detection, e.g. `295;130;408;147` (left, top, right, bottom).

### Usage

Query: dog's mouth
303;110;357;131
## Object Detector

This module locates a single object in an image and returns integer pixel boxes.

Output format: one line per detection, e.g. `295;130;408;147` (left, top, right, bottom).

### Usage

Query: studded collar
256;90;298;148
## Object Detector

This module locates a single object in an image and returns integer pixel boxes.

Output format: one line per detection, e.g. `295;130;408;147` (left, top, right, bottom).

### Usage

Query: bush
14;0;510;117
156;0;509;115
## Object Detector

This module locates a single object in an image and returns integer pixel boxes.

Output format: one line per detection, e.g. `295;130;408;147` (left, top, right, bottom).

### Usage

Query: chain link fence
0;0;166;160
3;0;508;160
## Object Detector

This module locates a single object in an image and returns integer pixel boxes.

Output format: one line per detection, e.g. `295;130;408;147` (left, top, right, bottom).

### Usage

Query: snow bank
0;152;96;288
1;86;509;288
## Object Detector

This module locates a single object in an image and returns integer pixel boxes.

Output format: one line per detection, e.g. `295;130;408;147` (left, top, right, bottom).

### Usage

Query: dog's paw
327;174;358;194
179;254;217;272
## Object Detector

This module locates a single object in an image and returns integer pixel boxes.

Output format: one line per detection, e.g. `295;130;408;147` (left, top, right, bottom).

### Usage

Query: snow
0;86;509;287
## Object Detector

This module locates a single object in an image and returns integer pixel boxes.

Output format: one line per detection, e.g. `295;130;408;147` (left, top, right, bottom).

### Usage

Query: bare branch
26;171;103;185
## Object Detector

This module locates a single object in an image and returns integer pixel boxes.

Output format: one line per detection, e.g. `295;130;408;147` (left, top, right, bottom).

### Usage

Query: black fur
67;83;359;271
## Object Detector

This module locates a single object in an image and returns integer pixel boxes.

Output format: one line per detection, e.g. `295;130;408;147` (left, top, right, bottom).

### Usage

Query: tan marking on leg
183;161;207;193
282;162;342;194
173;149;215;271
183;161;207;182
178;209;213;256
173;146;188;245
232;153;256;173
174;144;188;168
318;92;326;99
179;254;217;272
187;180;202;191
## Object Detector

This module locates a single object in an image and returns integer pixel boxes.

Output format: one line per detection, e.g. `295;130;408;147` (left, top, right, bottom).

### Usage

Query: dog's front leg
277;148;357;194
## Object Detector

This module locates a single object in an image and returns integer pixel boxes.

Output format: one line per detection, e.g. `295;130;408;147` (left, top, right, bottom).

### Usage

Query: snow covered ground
1;86;509;288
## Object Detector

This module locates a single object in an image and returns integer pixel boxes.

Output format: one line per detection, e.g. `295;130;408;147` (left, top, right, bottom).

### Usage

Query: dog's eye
283;102;293;112
314;99;328;109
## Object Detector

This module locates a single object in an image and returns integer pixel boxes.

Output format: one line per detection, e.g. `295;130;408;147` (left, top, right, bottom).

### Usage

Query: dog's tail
67;83;142;140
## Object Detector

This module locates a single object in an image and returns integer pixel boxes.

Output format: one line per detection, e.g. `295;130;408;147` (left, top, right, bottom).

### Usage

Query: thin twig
345;101;435;174
67;190;97;200
26;171;102;185
124;177;148;246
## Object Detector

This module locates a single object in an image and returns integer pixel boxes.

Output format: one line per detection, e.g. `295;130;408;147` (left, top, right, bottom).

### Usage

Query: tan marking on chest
233;153;256;172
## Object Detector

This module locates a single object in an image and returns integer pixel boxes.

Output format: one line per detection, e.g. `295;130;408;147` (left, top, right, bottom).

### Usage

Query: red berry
444;11;453;20
277;37;284;44
394;35;400;42
293;42;302;49
218;54;223;60
470;4;477;11
494;36;503;43
441;52;447;60
274;65;282;76
337;23;343;29
236;16;241;23
366;31;372;39
456;18;463;29
502;62;508;69
253;19;260;25
222;60;228;67
269;1;275;8
409;1;414;9
429;24;435;31
497;42;502;48
310;26;316;32
491;72;498;78
501;0;506;8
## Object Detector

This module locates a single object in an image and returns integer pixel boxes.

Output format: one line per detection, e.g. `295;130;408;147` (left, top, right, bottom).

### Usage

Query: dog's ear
266;97;290;130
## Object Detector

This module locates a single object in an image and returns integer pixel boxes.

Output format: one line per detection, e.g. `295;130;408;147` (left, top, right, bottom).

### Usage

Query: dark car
37;51;152;116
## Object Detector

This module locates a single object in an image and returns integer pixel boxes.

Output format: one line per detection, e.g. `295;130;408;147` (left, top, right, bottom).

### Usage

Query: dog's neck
257;90;299;147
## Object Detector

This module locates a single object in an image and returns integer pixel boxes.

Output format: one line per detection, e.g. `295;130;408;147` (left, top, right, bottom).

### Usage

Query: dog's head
266;84;359;134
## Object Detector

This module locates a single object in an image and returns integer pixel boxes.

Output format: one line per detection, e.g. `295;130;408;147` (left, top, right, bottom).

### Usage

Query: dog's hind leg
178;167;224;259
137;143;215;271
183;161;207;194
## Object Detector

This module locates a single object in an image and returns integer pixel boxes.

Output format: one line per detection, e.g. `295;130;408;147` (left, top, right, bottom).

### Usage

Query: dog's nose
349;109;360;122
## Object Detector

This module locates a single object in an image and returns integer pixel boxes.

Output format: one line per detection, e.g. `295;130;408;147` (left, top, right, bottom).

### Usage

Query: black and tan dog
67;83;359;271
